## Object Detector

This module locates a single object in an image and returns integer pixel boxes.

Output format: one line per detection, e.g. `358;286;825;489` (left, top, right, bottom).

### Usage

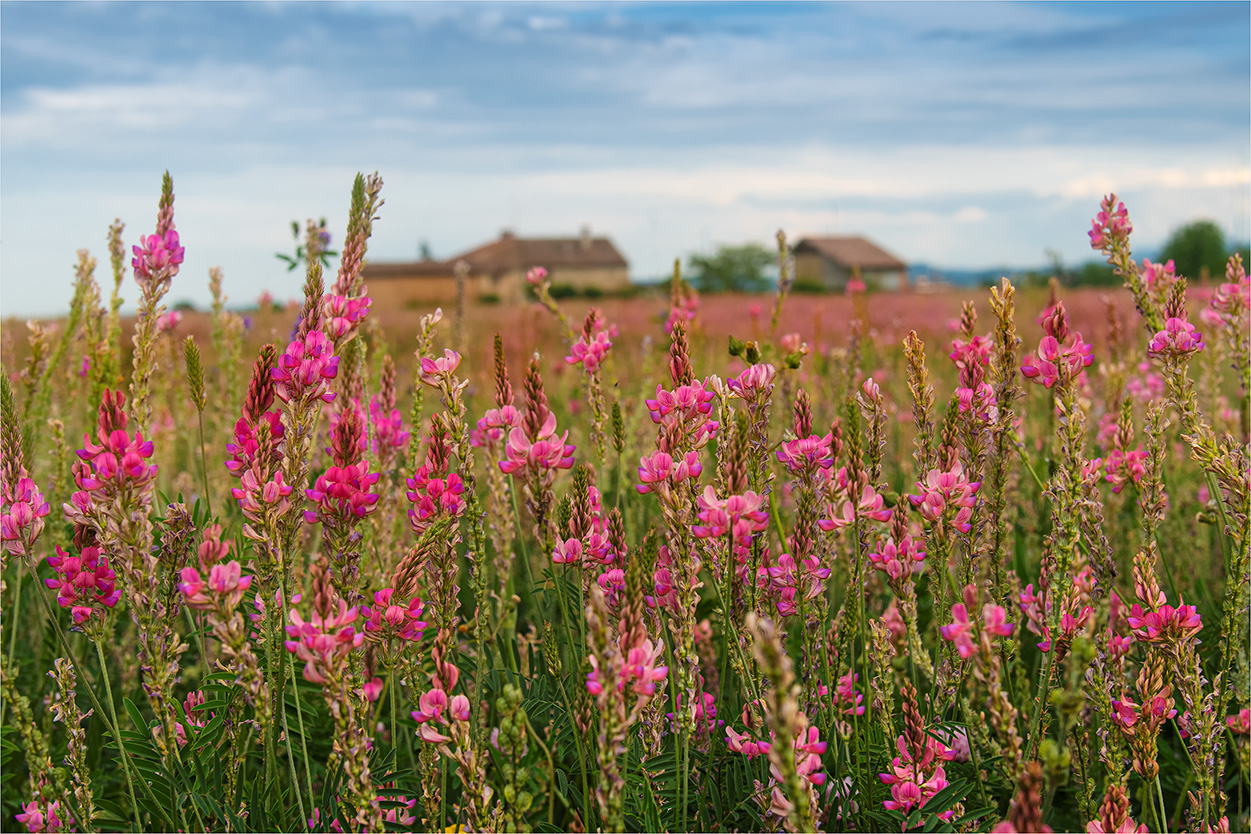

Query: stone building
792;235;908;291
363;228;630;309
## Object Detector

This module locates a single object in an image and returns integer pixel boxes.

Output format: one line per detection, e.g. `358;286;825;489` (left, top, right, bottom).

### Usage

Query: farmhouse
792;235;909;291
363;228;630;309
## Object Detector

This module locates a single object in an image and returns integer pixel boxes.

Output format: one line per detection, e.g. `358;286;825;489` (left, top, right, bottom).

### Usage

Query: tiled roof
794;236;906;270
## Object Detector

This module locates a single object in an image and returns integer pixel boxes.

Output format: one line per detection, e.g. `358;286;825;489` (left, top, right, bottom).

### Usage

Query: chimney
580;224;591;252
500;229;515;241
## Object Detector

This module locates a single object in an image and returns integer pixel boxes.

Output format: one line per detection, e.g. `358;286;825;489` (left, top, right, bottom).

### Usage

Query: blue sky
2;1;1248;316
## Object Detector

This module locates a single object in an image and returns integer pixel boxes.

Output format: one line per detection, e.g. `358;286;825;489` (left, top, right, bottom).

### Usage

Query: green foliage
1160;219;1228;281
688;243;773;293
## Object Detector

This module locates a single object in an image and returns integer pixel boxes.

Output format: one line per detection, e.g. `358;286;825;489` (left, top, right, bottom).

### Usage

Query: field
1;175;1248;833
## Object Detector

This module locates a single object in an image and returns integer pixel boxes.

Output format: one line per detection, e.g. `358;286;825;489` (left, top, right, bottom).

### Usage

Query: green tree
1160;220;1228;281
688;243;773;293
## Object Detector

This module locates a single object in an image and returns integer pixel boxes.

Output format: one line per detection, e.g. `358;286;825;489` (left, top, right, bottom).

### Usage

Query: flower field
1;173;1248;833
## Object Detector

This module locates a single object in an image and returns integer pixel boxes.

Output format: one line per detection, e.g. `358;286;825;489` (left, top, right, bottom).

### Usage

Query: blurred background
1;1;1248;317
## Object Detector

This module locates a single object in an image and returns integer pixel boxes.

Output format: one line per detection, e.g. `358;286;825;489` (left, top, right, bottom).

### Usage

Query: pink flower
362;589;427;642
157;310;183;333
1227;709;1250;735
15;799;66;833
725;363;777;401
132;229;185;288
818;483;893;530
498;412;575;475
940;603;977;659
1104;448;1148;493
868;534;926;582
909;462;979;532
44;545;122;624
645;380;719;448
1021;333;1094;387
305;463;381;527
404;466;466;535
726;725;771;758
637;449;702;495
526;266;548;286
179;560;254;613
419;349;462;386
368;397;410;455
1088;194;1133;251
284;601;364;684
1126;602;1202;644
775;433;834;476
323;294;371;339
566;330;614;372
470;404;521;448
1147;317;1205;358
1;472;50;555
272;330;339;404
1142;257;1176;289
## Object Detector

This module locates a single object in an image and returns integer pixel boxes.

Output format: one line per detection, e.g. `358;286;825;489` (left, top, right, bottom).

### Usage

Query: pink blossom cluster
1;470;50;555
1021;328;1094;388
470;404;521;449
171;690;210;747
1141;258;1176;291
1204;257;1250;328
647;545;680;612
230;470;295;542
1018;578;1094;654
179;560;254;613
405;462;466;536
566;308;617;372
1125;362;1165;403
285;601;364;685
819;467;893;530
833;672;866;717
775;433;834;478
693;486;768;578
908;462;979;532
725;363;776;403
586;634;668;697
554;485;614;567
645;380;720;449
1147;317;1205;359
305;462;381;527
418;349;462;388
880;732;957;820
132;229;185;289
664;293;700;333
225;412;285;475
499;412;575;476
1103;448;1148;494
760;552;830;617
65;393;158;528
1087;194;1133;251
868;534;926;584
1126;601;1202;645
157;310;183;333
15;799;67;833
272;330;339;404
1111;695;1177;736
323;294;372;340
44;545;121;624
940;585;1015;660
637;449;703;498
362;588;427;642
368;395;410;457
949;335;992;368
412;657;469;744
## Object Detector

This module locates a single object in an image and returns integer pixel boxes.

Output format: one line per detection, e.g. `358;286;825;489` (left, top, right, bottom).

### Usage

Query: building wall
365;264;629;310
792;254;906;291
546;265;630;292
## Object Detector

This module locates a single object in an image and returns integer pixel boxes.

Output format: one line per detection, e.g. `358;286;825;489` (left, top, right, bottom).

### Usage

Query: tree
688;244;773;293
1160;220;1228;282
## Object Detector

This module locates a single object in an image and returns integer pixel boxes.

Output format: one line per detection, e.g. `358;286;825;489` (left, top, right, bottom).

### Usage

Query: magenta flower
1147;317;1205;359
499;412;575;475
868;534;926;582
305;463;382;527
1126;602;1202;644
132;229;185;288
636;449;702;495
1088;194;1133;251
726;725;772;758
44;545;121;624
157;310;183;333
725;363;777;401
284;600;364;684
1104;448;1148;494
819;483;893;530
323;294;372;339
566;330;613;372
404;465;466;536
939;603;977;659
272;330;339;404
1;472;50;556
15;799;66;833
1141;257;1176;289
368;397;410;455
419;349;462;387
1021;333;1094;388
362;589;427;642
179;560;254;613
949;335;992;368
645;380;719;448
224;412;285;474
469;404;521;448
909;462;979;532
775;433;834;477
526;266;548;286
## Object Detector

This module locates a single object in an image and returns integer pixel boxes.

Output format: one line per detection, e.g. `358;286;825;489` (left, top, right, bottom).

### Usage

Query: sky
2;1;1249;317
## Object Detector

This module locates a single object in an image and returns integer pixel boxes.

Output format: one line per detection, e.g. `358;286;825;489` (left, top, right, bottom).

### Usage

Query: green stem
196;408;213;518
1;561;24;727
1155;774;1170;834
93;638;142;830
